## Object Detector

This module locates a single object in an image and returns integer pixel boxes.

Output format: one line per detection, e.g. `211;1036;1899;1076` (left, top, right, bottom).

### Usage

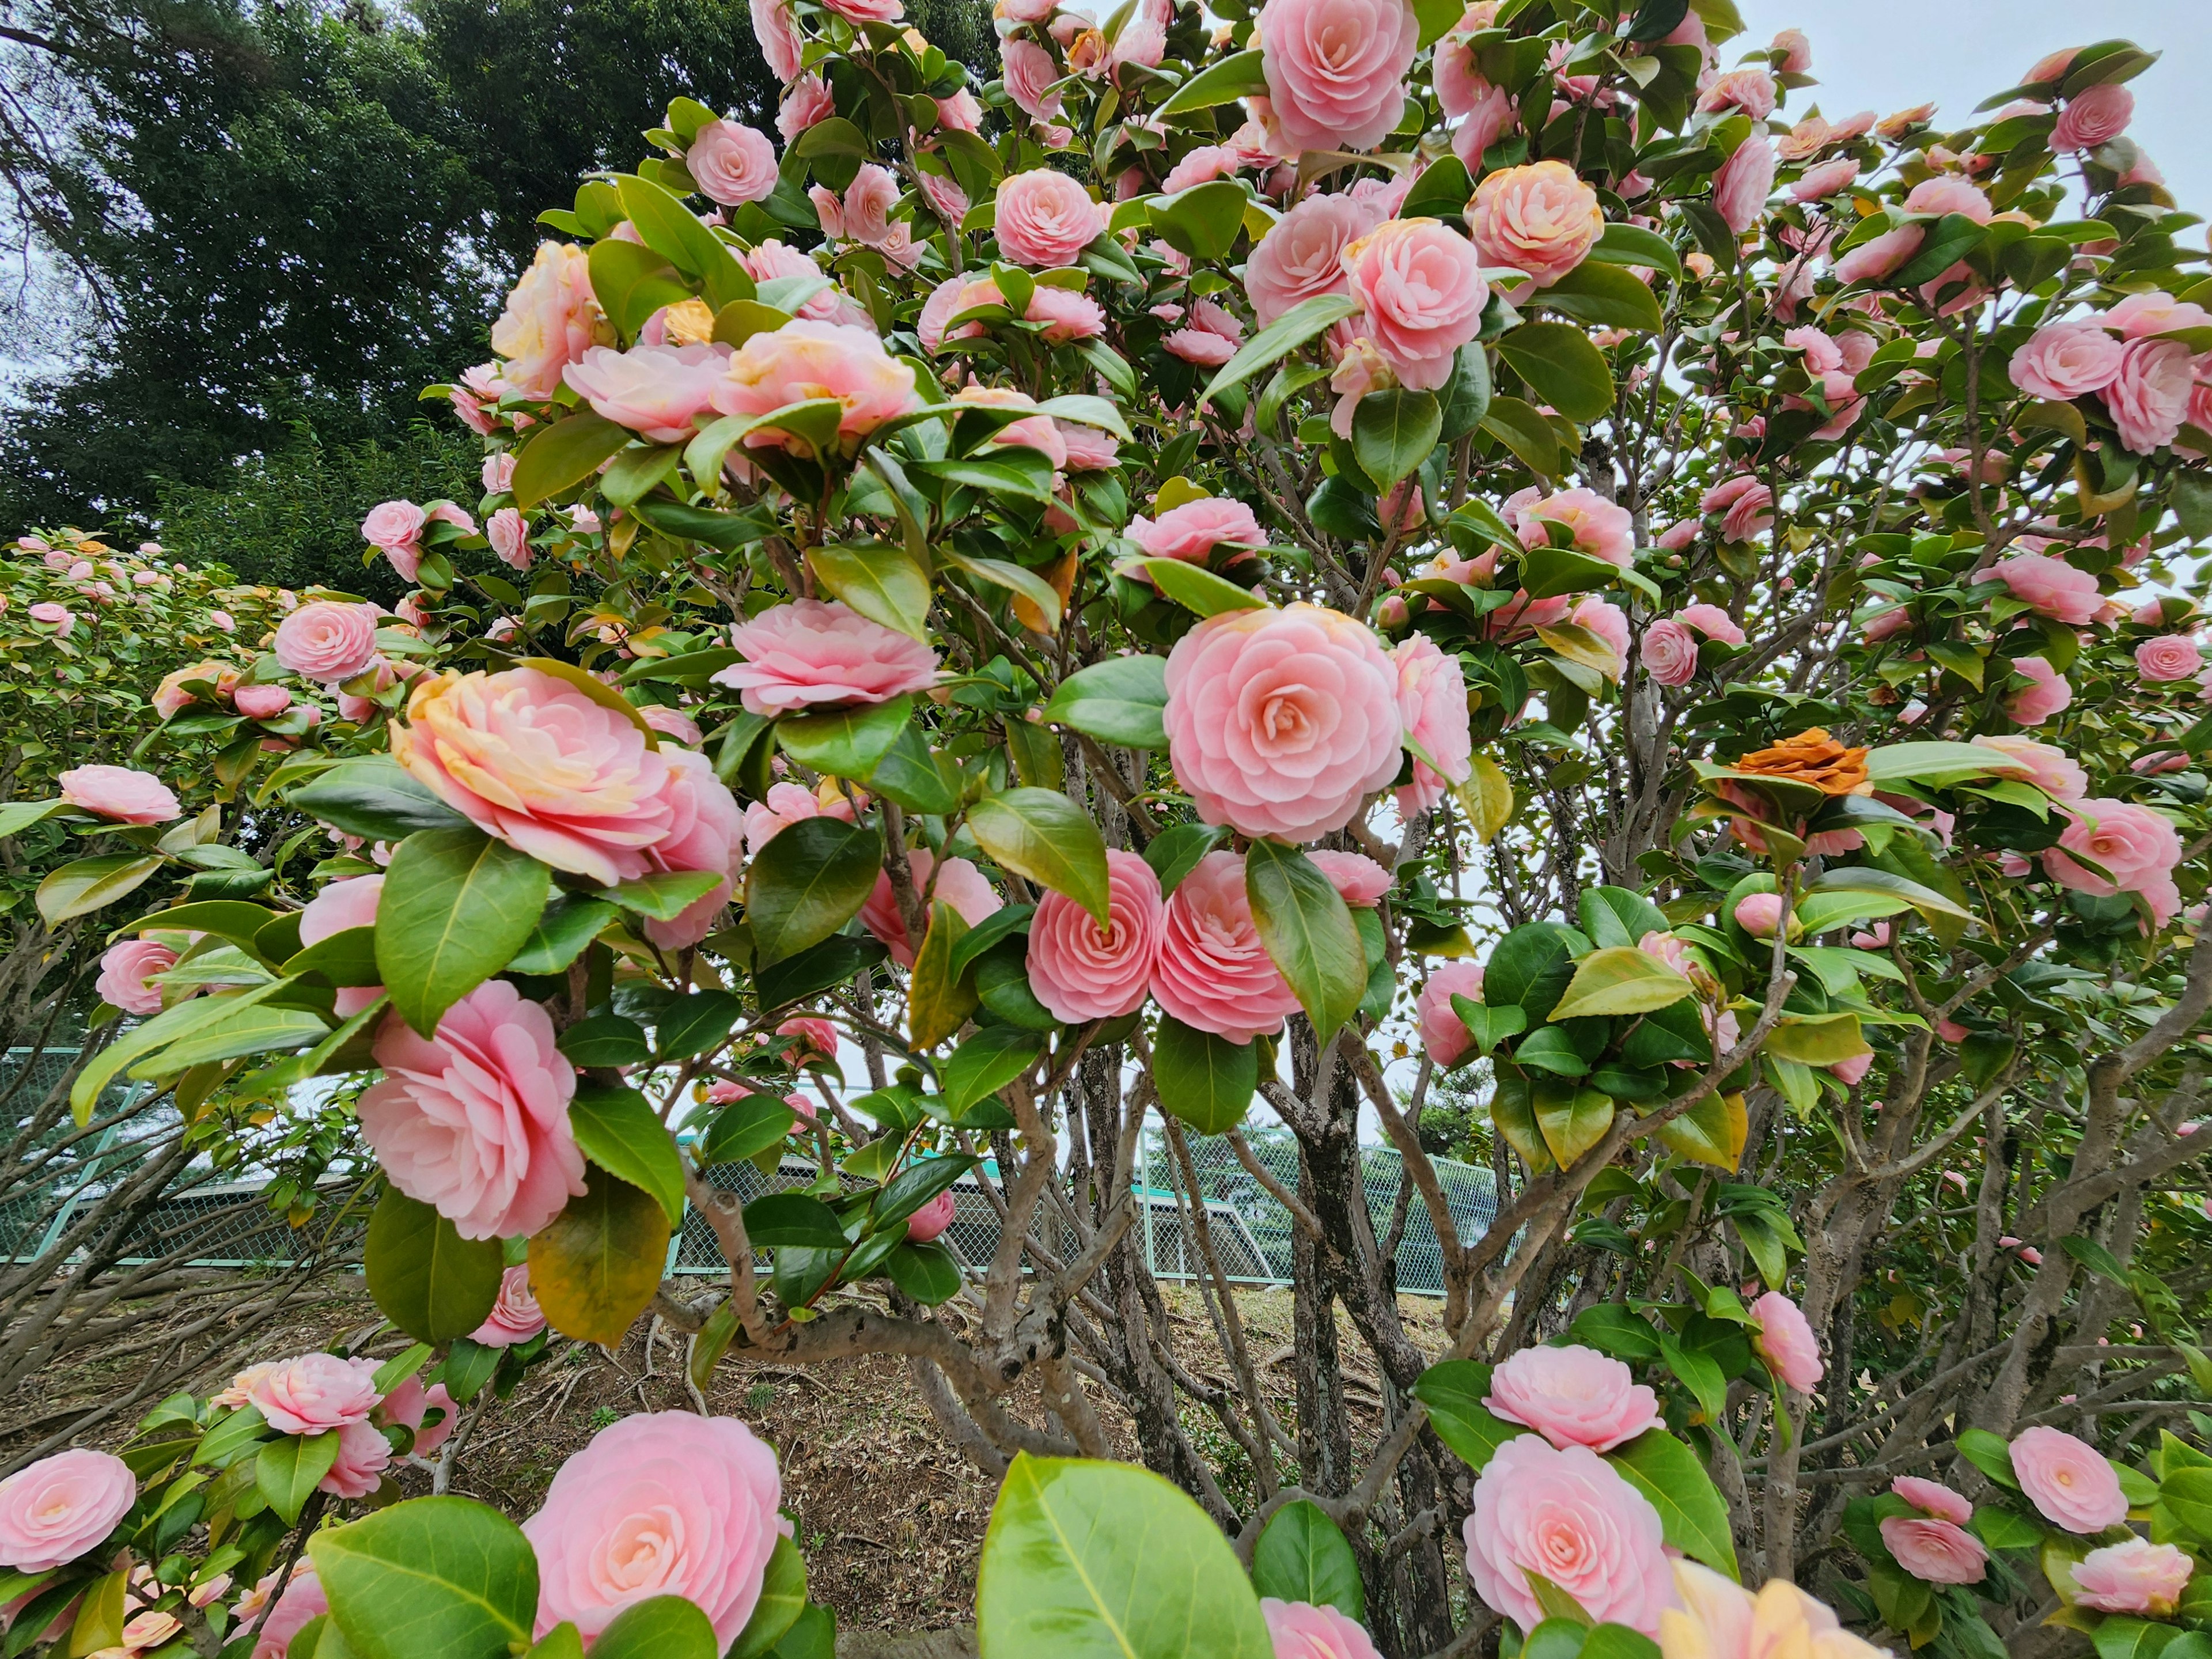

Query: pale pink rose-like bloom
1165;323;1238;364
1654;520;1697;551
2012;1425;2127;1533
235;684;291;719
1661;1563;1885;1659
1161;145;1234;195
906;1189;956;1244
317;1418;393;1500
27;600;73;635
2009;319;2125;401
1698;67;1777;119
995;169;1107;267
359;980;585;1240
2053;81;2133;151
1751;1290;1823;1392
1027;285;1106;343
1880;1516;1988;1585
1904;175;1993;223
0;1449;135;1571
248;1352;381;1435
2008;655;2073;724
1770;26;1811;70
1028;849;1164;1021
2105;337;2196;454
1679;603;1744;646
1393;634;1472;812
1131;498;1265;565
276;600;381;683
487;506;532;571
744;780;857;858
688;119;779;206
300;873;385;1016
2107;291;2212;339
1416;962;1484;1066
860;849;1002;968
361;499;426;577
1510;485;1633;565
472;1264;548;1348
565;343;727;444
1471;161;1603;288
59;764;179;824
2138;635;2203;682
1342;218;1488;392
1988;552;2100;625
1713;131;1776;235
378;1377;457;1457
915;167;969;227
820;0;901;21
1450;79;1518;170
918;273;984;353
525;1412;783;1649
1059;422;1120;471
237;1563;329;1659
1002;39;1065;122
1110;12;1165;74
1971;735;2087;802
639;750;745;951
1892;1476;1972;1525
777;75;834;141
1827;1052;1873;1086
1571;597;1630;680
96;939;177;1016
955;385;1071;468
713;321;920;454
1328;337;1395;438
1702;474;1774;541
639;703;702;748
2073;1537;2194;1614
841;164;901;246
935;88;983;132
1464;1435;1673;1635
490;242;610;399
750;0;802;79
1164;604;1403;842
1485;1343;1660;1453
1255;0;1418;153
1307;850;1392;907
1643;618;1700;687
1150;851;1302;1044
1790;158;1858;202
1262;1598;1383;1659
1433;32;1489;119
2046;798;2183;922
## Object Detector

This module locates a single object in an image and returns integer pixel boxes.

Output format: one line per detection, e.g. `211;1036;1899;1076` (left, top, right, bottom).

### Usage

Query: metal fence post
1139;1113;1155;1277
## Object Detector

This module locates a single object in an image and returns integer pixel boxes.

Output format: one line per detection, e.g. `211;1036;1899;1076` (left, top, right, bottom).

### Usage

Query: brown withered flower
1733;728;1872;795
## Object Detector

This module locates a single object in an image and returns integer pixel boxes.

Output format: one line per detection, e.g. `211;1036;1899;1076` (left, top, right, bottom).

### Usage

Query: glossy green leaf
728;1536;809;1659
1044;655;1169;749
968;788;1111;925
805;543;931;641
568;1087;685;1225
944;1027;1042;1115
365;1189;503;1343
1548;947;1695;1021
258;1432;341;1525
513;411;631;510
1143;559;1268;618
591;1597;717;1659
1352;388;1442;488
1245;841;1364;1040
744;817;882;965
310;1496;539;1659
1156;47;1270;115
1537;260;1665;331
289;757;472;843
376;828;549;1037
37;854;164;926
1152;1014;1256;1134
1497;323;1615;424
1196;293;1361;410
1251;1501;1365;1620
776;696;912;781
1607;1430;1739;1580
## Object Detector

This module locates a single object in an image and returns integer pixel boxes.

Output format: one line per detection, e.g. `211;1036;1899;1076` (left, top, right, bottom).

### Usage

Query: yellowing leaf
1460;752;1514;839
1548;946;1696;1021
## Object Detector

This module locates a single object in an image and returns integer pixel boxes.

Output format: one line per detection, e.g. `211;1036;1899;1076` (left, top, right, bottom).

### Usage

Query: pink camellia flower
59;763;179;825
1572;597;1630;680
234;684;292;719
1702;475;1774;541
1713;131;1777;235
358;980;585;1241
2012;1425;2127;1533
299;873;385;1016
393;666;678;885
1470;161;1604;288
717;599;938;717
1164;298;1244;366
487;507;531;570
1255;0;1418;153
2008;656;2073;724
1340;218;1488;392
1735;892;1786;938
1510;486;1633;566
840;165;900;247
750;0;802;78
687;119;779;206
1662;1561;1886;1659
248;1352;381;1435
819;0;900;22
1450;79;1518;169
1130;498;1266;566
1880;1517;1988;1585
1464;1434;1673;1635
1679;603;1745;646
566;343;728;444
1262;1598;1383;1659
490;242;611;399
994;169;1107;266
1643;619;1699;687
1699;66;1776;118
1828;1052;1873;1086
361;500;427;584
1892;1476;1972;1525
1751;1290;1823;1392
1027;286;1107;343
236;1563;329;1659
275;600;380;684
859;849;1002;968
777;75;834;141
1790;158;1859;202
1002;39;1065;123
1150;850;1302;1044
2072;1537;2194;1614
2139;635;2203;683
2009;320;2126;402
377;1376;458;1457
1028;850;1164;1022
2045;799;2183;923
1059;422;1120;471
319;1419;393;1500
2108;291;2212;339
639;703;702;748
26;600;72;635
1394;634;1473;812
2053;81;2133;152
524;1412;783;1649
713;321;920;454
906;1189;956;1244
777;1016;838;1062
1971;735;2087;802
743;780;855;858
472;1264;548;1348
1416;962;1485;1066
1835;225;1925;285
1988;552;2101;625
0;1449;135;1571
639;750;745;951
1163;603;1403;842
1308;850;1392;907
1161;145;1234;195
2105;338;2195;454
96;939;178;1016
1484;1343;1660;1453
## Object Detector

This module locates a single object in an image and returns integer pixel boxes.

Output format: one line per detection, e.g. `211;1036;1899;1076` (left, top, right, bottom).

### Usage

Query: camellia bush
9;0;2212;1655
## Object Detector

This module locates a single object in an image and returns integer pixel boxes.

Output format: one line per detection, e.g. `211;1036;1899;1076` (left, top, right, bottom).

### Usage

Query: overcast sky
1736;0;2209;214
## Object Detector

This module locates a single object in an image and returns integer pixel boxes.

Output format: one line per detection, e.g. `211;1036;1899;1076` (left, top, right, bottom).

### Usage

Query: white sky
1737;0;2210;218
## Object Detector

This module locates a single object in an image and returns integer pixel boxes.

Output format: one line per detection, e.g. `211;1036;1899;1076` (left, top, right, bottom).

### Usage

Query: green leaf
1045;656;1169;749
1145;823;1232;895
1497;323;1615;424
768;1605;836;1659
1198;293;1362;410
977;1455;1274;1658
1970;1506;2045;1551
1484;922;1589;1020
513;411;631;510
1141;559;1268;619
907;902;979;1051
2156;1467;2212;1540
1149;180;1249;262
940;550;1066;631
0;798;62;839
1413;1362;1529;1474
2093;1619;2180;1659
911;450;1055;501
1888;213;1986;289
885;1240;964;1304
944;1027;1042;1115
289;757;471;843
568;1087;685;1225
556;1013;650;1068
310;1496;539;1659
589;238;694;340
1547;946;1695;1021
700;1094;799;1165
365;1190;503;1342
258;1432;341;1525
616;172;752;308
599;871;724;923
1157;47;1270;114
1589;221;1683;279
805;543;930;641
1245;841;1365;1040
1251;1501;1364;1620
1480;396;1563;476
1763;1012;1868;1067
1152;1015;1257;1134
376;828;548;1037
1537;260;1665;331
286;925;382;988
1607;1430;1739;1579
1660;1335;1728;1421
776;696;913;782
1863;741;2003;788
527;1172;671;1346
867;725;961;815
131;1000;328;1077
1578;887;1669;949
744;817;882;965
728;1536;809;1659
506;900;619;977
968;788;1110;924
1352;389;1443;488
1448;995;1526;1059
590;1597;718;1659
741;1192;849;1248
754;934;886;1009
71;980;290;1121
1520;544;1628;601
654;990;741;1059
37;854;164;926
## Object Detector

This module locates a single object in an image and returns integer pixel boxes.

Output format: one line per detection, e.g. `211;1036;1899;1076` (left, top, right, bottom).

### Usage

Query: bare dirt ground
18;1272;1453;1635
